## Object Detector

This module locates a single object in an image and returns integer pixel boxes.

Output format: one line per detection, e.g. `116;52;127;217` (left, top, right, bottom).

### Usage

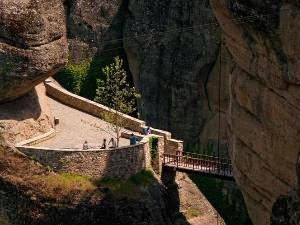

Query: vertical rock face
271;154;300;225
64;0;125;63
124;0;227;146
0;0;68;103
63;0;230;150
210;0;300;224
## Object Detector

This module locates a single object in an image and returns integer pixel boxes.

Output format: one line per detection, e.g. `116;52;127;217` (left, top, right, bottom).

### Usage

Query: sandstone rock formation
0;84;54;144
210;0;300;224
0;0;68;103
271;154;300;225
124;0;226;146
64;0;125;63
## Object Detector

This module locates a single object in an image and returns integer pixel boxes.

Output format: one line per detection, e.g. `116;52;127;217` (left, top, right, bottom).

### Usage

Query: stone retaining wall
18;138;151;179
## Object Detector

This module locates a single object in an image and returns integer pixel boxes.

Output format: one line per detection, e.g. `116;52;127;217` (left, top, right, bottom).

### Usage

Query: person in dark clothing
82;141;89;150
130;133;137;145
108;138;116;148
101;139;107;149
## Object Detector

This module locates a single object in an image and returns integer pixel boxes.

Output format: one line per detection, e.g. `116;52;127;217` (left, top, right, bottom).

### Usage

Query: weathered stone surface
271;154;300;225
210;0;300;224
123;0;225;146
19;143;148;179
0;0;68;103
0;83;54;144
64;0;124;62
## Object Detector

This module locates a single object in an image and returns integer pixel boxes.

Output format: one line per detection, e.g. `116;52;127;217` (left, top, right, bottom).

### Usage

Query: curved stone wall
18;138;151;179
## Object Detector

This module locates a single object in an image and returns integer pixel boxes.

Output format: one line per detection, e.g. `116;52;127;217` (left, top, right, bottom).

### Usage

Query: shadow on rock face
161;168;191;225
0;89;41;121
271;153;300;225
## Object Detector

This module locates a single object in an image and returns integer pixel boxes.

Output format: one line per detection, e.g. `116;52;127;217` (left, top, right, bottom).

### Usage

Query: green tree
94;56;140;147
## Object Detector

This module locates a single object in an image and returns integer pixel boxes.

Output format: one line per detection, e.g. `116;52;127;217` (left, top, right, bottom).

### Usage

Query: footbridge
163;152;234;180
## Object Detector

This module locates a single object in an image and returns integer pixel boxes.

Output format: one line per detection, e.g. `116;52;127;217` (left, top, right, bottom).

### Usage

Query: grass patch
43;172;95;190
31;172;97;201
129;170;154;185
94;170;154;198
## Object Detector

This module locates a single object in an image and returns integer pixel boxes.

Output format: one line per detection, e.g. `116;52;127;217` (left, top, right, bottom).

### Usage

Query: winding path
34;96;130;149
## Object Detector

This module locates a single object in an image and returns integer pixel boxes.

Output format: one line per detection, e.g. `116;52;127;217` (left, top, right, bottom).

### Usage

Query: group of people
82;127;151;150
82;137;117;150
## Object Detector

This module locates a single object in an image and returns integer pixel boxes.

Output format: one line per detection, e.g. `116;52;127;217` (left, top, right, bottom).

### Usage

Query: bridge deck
163;153;234;180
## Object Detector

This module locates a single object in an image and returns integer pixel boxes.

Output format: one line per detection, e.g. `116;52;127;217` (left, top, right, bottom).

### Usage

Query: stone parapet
18;137;150;179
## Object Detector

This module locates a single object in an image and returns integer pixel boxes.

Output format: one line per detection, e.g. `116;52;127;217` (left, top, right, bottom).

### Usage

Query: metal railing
163;152;233;178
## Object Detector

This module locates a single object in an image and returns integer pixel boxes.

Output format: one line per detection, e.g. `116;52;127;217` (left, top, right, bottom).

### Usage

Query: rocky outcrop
0;84;53;144
210;0;300;224
0;0;68;103
124;0;227;147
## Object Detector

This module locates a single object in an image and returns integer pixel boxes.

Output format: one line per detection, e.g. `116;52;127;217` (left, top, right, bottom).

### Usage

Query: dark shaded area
0;170;193;225
0;89;41;121
161;167;191;225
271;153;300;225
189;174;252;225
228;0;281;31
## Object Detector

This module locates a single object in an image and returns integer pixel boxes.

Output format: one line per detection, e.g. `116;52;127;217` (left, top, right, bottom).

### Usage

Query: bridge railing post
193;159;195;170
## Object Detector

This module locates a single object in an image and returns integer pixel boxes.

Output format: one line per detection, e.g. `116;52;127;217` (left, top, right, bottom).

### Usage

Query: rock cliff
0;0;68;103
63;0;125;63
124;0;227;146
62;0;229;149
210;0;300;224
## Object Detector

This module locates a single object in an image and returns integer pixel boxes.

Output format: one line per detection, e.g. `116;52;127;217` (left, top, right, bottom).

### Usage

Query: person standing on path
108;138;116;148
101;138;107;149
130;133;137;145
82;141;89;150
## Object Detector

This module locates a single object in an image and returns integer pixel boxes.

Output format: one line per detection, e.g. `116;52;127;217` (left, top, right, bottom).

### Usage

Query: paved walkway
34;97;131;149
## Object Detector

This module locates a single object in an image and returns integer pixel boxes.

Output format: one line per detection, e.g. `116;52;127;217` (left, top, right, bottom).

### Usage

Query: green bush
149;136;159;163
54;60;91;95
